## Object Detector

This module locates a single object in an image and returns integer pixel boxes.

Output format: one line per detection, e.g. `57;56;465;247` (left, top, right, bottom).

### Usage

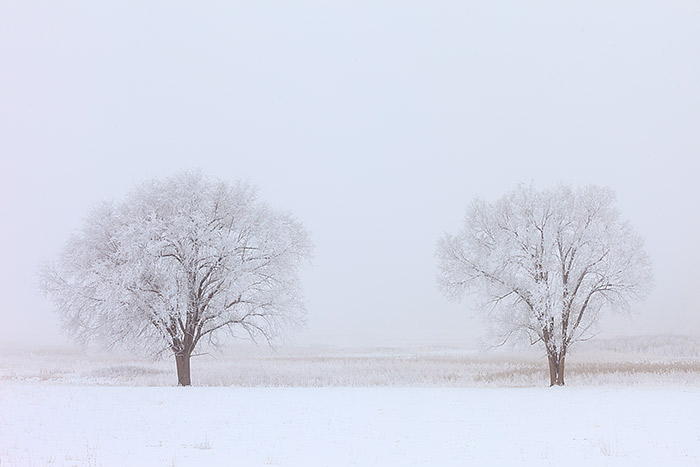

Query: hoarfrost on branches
436;184;652;385
41;172;313;385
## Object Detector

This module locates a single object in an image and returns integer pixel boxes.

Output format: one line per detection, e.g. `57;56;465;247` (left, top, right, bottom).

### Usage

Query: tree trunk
548;355;557;386
175;351;191;386
547;353;566;386
556;355;565;386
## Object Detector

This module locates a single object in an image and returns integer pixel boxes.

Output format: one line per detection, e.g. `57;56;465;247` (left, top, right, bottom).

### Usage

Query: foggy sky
1;1;698;349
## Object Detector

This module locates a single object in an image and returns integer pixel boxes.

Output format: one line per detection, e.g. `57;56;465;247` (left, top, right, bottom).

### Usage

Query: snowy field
3;385;700;466
1;336;700;466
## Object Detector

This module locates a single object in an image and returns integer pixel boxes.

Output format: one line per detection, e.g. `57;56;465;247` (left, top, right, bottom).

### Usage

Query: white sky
1;1;699;348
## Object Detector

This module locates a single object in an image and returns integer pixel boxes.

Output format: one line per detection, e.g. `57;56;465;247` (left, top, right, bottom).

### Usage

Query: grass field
2;334;699;387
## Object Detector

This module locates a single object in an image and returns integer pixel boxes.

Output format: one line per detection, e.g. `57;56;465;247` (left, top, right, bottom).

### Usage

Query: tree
436;184;652;386
41;172;313;386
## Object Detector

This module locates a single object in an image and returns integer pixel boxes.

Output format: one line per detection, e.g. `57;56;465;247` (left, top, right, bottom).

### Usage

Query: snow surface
2;339;699;466
1;384;699;466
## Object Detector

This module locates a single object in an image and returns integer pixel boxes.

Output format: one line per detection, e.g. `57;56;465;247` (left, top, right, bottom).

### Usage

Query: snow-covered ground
1;336;699;466
1;385;699;466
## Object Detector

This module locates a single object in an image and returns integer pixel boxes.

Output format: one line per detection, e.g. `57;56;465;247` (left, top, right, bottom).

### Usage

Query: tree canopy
42;172;313;385
436;184;652;385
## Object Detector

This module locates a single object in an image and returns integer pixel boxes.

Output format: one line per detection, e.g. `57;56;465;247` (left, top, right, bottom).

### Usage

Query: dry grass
191;437;212;450
1;335;699;387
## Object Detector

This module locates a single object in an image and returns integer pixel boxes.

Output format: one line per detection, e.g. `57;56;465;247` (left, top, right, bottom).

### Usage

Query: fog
1;1;698;349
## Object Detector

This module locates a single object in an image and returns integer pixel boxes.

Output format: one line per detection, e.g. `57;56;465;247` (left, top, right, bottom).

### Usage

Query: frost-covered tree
41;172;313;386
436;184;652;386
